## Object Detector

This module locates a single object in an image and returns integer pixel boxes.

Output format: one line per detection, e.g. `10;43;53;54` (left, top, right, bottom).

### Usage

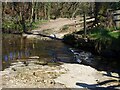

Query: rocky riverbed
0;58;120;89
1;60;67;88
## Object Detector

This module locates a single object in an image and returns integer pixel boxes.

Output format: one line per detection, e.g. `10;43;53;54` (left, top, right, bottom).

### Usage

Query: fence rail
67;9;120;34
82;10;120;30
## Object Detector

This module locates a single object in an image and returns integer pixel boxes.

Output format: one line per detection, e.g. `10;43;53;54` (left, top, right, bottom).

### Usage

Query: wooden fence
71;9;120;31
113;10;120;28
65;10;120;37
86;10;120;29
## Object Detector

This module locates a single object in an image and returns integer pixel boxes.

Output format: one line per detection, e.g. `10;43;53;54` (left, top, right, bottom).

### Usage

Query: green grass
27;20;48;30
61;25;69;31
88;27;120;51
109;31;120;39
89;27;120;39
32;20;48;28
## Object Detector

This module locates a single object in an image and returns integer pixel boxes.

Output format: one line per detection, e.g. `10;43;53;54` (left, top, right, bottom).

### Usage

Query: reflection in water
2;34;72;70
3;35;32;61
3;34;119;72
10;52;13;60
3;49;31;61
4;55;8;61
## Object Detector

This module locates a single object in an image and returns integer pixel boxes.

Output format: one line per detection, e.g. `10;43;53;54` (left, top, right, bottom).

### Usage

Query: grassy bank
88;27;120;53
63;26;120;58
89;27;120;39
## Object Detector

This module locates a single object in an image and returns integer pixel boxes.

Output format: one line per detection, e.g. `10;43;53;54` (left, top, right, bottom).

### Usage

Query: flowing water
2;34;74;70
2;34;120;73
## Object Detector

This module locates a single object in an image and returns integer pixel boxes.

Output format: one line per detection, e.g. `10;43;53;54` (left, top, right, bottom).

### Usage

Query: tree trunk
106;10;115;29
21;15;26;33
47;3;51;20
83;12;86;37
31;1;34;23
72;8;79;19
44;3;47;19
31;2;36;23
35;2;38;21
94;2;100;25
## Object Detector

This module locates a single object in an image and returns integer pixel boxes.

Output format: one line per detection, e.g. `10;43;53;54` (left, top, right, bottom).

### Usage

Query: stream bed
2;34;120;74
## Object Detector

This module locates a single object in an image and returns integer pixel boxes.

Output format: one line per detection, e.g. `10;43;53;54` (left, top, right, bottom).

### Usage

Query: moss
61;25;69;31
47;62;62;67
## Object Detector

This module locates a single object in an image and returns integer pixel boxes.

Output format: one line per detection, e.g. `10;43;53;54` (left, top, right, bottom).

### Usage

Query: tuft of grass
109;31;120;39
28;20;48;30
89;27;120;39
88;27;120;52
61;25;69;31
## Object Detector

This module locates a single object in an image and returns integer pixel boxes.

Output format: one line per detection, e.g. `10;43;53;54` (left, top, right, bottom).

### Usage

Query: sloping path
33;18;76;31
29;18;79;39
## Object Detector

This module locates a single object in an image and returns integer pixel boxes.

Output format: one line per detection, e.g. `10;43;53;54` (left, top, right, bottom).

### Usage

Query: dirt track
28;18;80;39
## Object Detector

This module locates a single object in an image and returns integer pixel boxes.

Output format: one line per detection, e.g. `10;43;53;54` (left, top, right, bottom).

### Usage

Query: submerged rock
69;48;94;65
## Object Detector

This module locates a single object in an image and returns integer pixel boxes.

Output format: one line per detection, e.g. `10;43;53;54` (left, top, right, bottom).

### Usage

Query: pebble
11;68;16;71
29;56;39;59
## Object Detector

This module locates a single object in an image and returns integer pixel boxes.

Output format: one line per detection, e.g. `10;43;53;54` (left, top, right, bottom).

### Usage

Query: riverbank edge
63;34;120;59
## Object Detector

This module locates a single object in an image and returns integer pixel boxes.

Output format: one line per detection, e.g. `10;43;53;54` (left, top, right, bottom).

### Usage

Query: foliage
89;27;120;53
2;2;91;33
93;2;120;29
2;16;23;33
2;2;120;33
110;2;120;10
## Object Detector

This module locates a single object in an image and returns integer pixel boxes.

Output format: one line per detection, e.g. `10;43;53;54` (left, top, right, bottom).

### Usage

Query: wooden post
83;12;86;37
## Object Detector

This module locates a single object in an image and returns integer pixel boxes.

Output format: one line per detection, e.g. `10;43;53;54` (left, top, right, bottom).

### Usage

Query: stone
29;56;40;59
11;68;16;71
34;61;48;65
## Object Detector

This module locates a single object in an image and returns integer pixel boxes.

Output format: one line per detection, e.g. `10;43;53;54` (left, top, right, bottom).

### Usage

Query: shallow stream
2;34;120;73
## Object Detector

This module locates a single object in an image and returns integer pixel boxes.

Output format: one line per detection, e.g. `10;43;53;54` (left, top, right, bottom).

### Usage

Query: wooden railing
76;9;120;30
113;10;120;27
68;16;95;31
